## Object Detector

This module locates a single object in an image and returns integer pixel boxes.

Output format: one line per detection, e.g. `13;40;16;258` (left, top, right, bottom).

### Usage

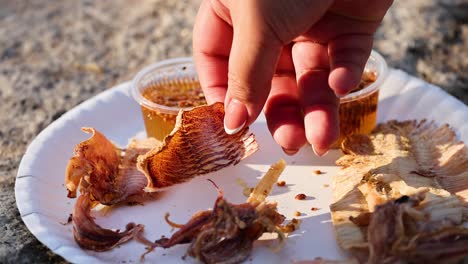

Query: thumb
223;7;282;134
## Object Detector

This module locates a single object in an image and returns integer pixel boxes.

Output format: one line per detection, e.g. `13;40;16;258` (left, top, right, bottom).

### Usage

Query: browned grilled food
138;102;258;191
64;103;259;251
330;120;468;264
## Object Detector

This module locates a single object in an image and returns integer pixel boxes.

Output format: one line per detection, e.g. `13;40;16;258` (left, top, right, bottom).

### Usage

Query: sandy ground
0;0;466;263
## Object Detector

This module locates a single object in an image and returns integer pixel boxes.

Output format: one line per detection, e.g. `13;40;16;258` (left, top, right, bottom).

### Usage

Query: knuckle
227;72;263;104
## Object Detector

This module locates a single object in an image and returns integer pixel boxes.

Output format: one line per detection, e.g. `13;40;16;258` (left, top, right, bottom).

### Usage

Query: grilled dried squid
65;103;259;251
330;120;468;264
147;159;288;264
138;102;258;191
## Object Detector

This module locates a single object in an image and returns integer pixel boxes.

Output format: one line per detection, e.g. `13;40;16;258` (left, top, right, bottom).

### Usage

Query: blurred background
0;0;466;263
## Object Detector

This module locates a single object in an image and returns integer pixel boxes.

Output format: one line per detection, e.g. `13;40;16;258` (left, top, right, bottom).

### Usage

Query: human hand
193;0;393;156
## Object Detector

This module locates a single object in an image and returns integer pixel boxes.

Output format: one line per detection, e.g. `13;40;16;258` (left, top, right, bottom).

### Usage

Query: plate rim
14;70;468;263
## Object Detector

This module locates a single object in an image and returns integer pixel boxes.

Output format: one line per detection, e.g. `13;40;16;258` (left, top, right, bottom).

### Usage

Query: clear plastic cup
131;58;205;141
334;50;388;147
132;52;387;145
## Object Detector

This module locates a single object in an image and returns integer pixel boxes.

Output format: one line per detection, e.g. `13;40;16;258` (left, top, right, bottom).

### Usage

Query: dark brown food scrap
72;193;145;251
313;170;322;175
127;201;144;206
60;214;73;225
295;193;307;200
152;185;285;264
310;207;319;211
276;180;286;187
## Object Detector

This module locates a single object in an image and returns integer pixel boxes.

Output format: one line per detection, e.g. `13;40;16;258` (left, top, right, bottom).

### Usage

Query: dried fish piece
66;104;258;200
65;129;158;251
65;103;259;252
138;102;258;191
330;120;468;263
150;160;287;264
72;193;145;251
65;128;155;204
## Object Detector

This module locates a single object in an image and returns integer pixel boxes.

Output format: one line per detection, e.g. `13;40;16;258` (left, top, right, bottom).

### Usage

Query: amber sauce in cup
132;58;206;142
134;52;387;146
334;71;379;147
333;50;388;148
140;81;205;140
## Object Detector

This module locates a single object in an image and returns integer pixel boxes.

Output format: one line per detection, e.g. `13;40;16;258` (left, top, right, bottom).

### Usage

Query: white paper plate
16;69;468;264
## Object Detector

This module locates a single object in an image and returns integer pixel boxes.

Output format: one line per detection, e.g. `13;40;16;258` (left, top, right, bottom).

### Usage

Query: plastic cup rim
131;50;388;110
339;50;388;103
131;57;196;114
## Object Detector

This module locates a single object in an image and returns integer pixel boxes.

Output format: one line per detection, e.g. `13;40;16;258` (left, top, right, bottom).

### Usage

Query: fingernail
224;99;248;135
312;144;329;157
282;148;299;156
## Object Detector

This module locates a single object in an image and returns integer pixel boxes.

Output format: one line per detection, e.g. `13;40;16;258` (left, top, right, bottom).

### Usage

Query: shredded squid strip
148;160;288;264
72;193;145;251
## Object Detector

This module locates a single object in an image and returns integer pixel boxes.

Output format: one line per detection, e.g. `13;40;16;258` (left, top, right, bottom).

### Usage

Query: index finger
193;0;233;104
